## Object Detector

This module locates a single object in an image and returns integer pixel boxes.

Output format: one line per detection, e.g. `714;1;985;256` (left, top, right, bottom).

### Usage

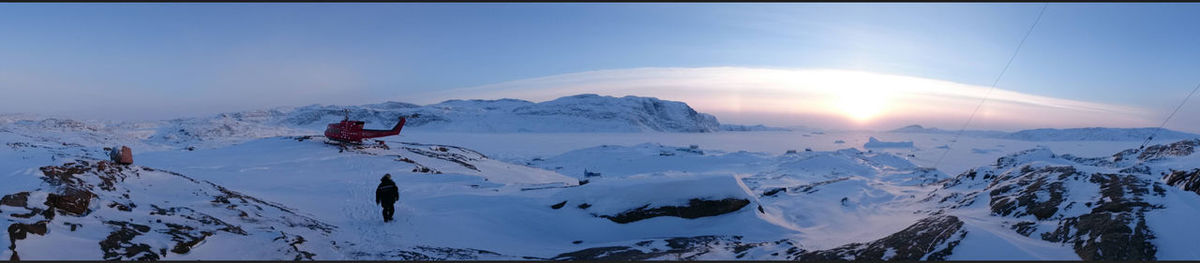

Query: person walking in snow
375;174;400;222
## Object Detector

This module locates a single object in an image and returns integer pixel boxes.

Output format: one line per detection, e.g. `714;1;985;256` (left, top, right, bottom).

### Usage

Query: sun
831;87;891;123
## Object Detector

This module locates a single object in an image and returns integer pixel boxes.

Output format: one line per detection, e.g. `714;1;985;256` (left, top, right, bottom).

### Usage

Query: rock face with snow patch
794;215;966;260
1;160;336;260
927;139;1200;260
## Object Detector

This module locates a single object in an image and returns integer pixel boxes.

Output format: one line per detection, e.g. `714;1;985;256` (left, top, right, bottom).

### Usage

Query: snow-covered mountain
1;94;730;150
181;94;723;134
889;124;1199;142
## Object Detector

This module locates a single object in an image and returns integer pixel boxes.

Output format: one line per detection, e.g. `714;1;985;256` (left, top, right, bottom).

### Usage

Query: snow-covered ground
398;130;1160;177
4;96;1200;260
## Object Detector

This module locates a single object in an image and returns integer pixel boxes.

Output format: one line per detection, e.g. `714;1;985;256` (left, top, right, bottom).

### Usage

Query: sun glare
820;73;895;123
834;92;889;122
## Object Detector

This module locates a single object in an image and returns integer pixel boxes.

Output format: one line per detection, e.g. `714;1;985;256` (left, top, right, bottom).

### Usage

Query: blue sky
3;3;1200;131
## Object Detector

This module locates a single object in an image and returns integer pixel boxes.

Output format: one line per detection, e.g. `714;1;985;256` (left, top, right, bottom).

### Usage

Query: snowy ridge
889;124;1200;142
1001;127;1200;141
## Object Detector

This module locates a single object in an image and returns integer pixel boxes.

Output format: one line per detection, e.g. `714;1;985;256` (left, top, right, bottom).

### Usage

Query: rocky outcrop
598;198;750;224
794;215;966;260
1039;173;1160;261
551;235;790;260
348;246;516;260
1162;168;1200;195
987;166;1075;220
930;143;1185;260
1;160;335;260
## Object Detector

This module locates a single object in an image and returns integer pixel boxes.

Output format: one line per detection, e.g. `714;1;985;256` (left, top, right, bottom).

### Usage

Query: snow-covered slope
5;104;1200;260
5;126;1200;259
1;160;337;260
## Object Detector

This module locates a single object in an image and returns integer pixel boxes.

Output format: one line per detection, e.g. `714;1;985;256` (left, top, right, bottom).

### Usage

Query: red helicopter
324;110;407;144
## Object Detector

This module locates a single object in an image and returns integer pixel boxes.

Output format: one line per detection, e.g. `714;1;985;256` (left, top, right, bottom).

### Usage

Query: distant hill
887;125;1008;137
719;124;791;132
888;124;1199;142
1001;127;1200;141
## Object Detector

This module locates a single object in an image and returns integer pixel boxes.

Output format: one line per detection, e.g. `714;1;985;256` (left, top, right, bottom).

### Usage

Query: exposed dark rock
162;223;212;255
44;187;95;216
399;142;487;172
553;246;652;260
352;246;507;260
1;192;29;207
762;177;850;197
100;220;158;261
1136;139;1198;161
794;215;966;260
550;201;567;210
63;222;81;231
149;205;248;235
107;201;134;212
8;220;50;249
1119;165;1151;175
1162;168;1200;195
2;160;338;260
599;198;750;224
274;232;316;260
1011;221;1037;237
988;166;1073;220
9;207;45;219
1039;173;1159;260
40;160;127;192
552;235;787;260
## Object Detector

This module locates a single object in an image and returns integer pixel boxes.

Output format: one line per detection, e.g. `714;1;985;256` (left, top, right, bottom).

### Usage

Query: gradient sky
3;3;1200;132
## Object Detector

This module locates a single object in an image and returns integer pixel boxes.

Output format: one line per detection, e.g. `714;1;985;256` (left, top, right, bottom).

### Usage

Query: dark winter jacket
376;177;399;205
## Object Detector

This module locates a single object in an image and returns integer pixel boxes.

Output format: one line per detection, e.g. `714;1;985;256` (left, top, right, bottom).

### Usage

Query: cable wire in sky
933;3;1049;170
1139;80;1200;150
